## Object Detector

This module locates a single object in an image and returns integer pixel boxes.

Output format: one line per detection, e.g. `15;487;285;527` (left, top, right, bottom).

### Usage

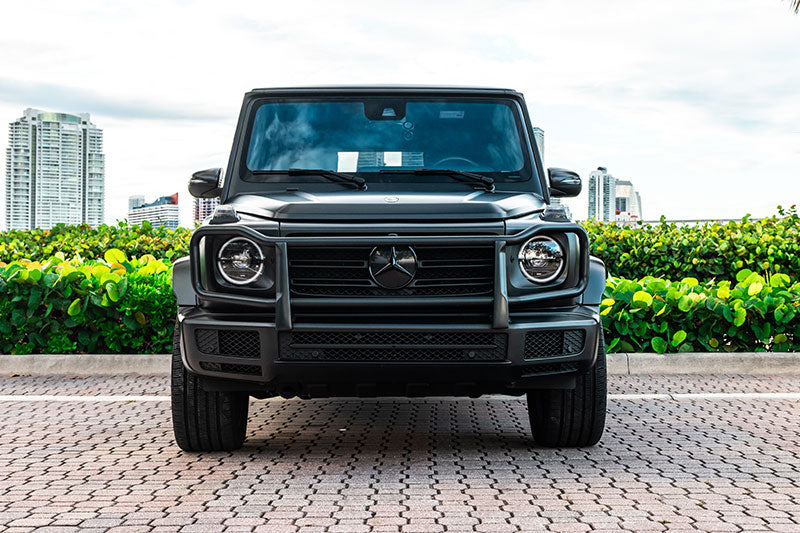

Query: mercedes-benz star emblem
368;246;417;289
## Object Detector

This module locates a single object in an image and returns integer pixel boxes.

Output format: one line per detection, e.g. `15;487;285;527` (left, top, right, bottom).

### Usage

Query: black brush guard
188;221;591;330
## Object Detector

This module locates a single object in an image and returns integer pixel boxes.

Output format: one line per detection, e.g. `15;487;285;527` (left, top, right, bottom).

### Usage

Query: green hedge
1;208;799;354
1;251;797;354
601;270;800;353
585;205;800;281
0;221;191;263
0;251;174;354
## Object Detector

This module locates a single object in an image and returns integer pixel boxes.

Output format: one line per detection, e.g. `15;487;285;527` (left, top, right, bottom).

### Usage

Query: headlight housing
518;236;565;283
217;237;265;285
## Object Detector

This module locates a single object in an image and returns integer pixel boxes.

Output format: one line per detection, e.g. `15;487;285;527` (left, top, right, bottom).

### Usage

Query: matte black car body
172;86;607;400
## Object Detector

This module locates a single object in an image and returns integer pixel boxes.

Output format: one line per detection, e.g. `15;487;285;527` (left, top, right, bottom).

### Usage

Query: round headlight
518;236;565;283
217;237;264;285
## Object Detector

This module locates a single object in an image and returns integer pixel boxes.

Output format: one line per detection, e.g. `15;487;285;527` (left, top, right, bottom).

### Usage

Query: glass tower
4;108;104;230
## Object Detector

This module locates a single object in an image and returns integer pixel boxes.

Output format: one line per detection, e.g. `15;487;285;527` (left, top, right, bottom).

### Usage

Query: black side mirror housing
189;168;222;198
548;168;581;198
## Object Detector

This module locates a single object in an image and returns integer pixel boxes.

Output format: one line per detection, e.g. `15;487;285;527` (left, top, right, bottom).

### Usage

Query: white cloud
0;0;798;227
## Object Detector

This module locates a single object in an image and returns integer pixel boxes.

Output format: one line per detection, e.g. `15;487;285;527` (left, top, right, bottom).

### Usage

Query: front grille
279;331;507;362
287;244;494;297
195;329;261;358
523;330;586;359
199;361;262;376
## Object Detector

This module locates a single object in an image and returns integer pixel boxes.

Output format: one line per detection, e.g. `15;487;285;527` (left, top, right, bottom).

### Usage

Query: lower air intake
195;329;261;358
523;330;586;359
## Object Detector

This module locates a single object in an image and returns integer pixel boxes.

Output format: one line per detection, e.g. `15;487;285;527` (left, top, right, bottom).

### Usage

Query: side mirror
548;168;581;198
189;168;222;198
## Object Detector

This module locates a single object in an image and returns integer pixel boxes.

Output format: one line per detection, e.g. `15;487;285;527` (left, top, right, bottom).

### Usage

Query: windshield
244;98;532;182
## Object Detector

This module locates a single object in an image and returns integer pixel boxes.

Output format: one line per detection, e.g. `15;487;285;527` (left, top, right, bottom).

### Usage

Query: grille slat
280;331;507;362
288;244;494;297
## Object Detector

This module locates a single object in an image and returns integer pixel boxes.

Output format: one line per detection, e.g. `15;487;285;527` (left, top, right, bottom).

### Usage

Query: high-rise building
587;167;616;222
128;195;145;212
5;108;104;230
193;196;220;225
615;180;643;221
128;193;180;230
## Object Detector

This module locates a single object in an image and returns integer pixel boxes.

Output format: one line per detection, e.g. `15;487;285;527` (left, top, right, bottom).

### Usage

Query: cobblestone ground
0;375;798;532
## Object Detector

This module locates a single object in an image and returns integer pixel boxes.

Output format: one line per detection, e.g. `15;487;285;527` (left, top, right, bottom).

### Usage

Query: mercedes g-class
172;86;607;451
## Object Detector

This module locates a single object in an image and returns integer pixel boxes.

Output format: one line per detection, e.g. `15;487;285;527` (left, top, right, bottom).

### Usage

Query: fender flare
172;257;198;307
579;256;607;306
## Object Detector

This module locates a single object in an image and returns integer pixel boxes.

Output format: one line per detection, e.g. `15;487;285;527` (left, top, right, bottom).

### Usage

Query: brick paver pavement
0;375;798;532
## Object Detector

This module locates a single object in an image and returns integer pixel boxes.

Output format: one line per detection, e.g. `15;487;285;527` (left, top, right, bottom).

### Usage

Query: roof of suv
246;85;521;97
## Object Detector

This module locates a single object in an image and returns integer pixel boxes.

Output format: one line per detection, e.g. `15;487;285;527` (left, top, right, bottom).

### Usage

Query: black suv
171;86;608;451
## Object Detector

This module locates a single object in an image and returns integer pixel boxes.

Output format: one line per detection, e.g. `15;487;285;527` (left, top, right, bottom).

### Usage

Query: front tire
526;329;607;447
171;325;249;451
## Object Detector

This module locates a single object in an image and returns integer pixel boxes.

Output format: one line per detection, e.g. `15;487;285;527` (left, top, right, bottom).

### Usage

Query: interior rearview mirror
548;168;581;198
189;168;222;198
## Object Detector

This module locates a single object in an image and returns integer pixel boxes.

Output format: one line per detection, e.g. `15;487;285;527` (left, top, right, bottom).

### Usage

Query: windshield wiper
252;169;367;190
379;168;495;192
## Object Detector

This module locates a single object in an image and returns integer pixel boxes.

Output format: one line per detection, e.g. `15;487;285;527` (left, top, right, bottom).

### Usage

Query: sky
0;0;798;227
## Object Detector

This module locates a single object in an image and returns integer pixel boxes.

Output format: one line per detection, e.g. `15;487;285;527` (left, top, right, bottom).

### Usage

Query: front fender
172;257;198;307
579;256;606;306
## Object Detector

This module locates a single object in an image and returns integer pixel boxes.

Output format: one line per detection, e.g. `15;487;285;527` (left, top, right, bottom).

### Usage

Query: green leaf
651;337;668;354
733;306;747;327
678;296;693;312
631;291;653;308
43;272;59;288
770;273;790;288
105;281;120;302
67;298;82;317
103;248;127;264
135;311;147;326
747;282;763;296
671;330;687;346
116;277;128;298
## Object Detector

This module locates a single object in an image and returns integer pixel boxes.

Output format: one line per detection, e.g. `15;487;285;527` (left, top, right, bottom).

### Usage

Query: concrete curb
1;352;799;377
0;354;171;376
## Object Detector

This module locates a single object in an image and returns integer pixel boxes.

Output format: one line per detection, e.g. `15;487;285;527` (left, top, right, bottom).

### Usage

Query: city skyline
127;193;180;230
5;108;104;230
0;1;797;227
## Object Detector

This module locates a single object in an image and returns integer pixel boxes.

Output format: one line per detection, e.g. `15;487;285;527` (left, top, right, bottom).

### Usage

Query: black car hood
227;191;545;222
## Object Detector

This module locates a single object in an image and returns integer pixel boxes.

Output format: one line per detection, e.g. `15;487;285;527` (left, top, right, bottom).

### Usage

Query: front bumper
178;307;601;397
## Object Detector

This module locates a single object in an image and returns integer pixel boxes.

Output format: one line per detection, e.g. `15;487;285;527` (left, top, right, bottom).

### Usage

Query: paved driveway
0;375;799;532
